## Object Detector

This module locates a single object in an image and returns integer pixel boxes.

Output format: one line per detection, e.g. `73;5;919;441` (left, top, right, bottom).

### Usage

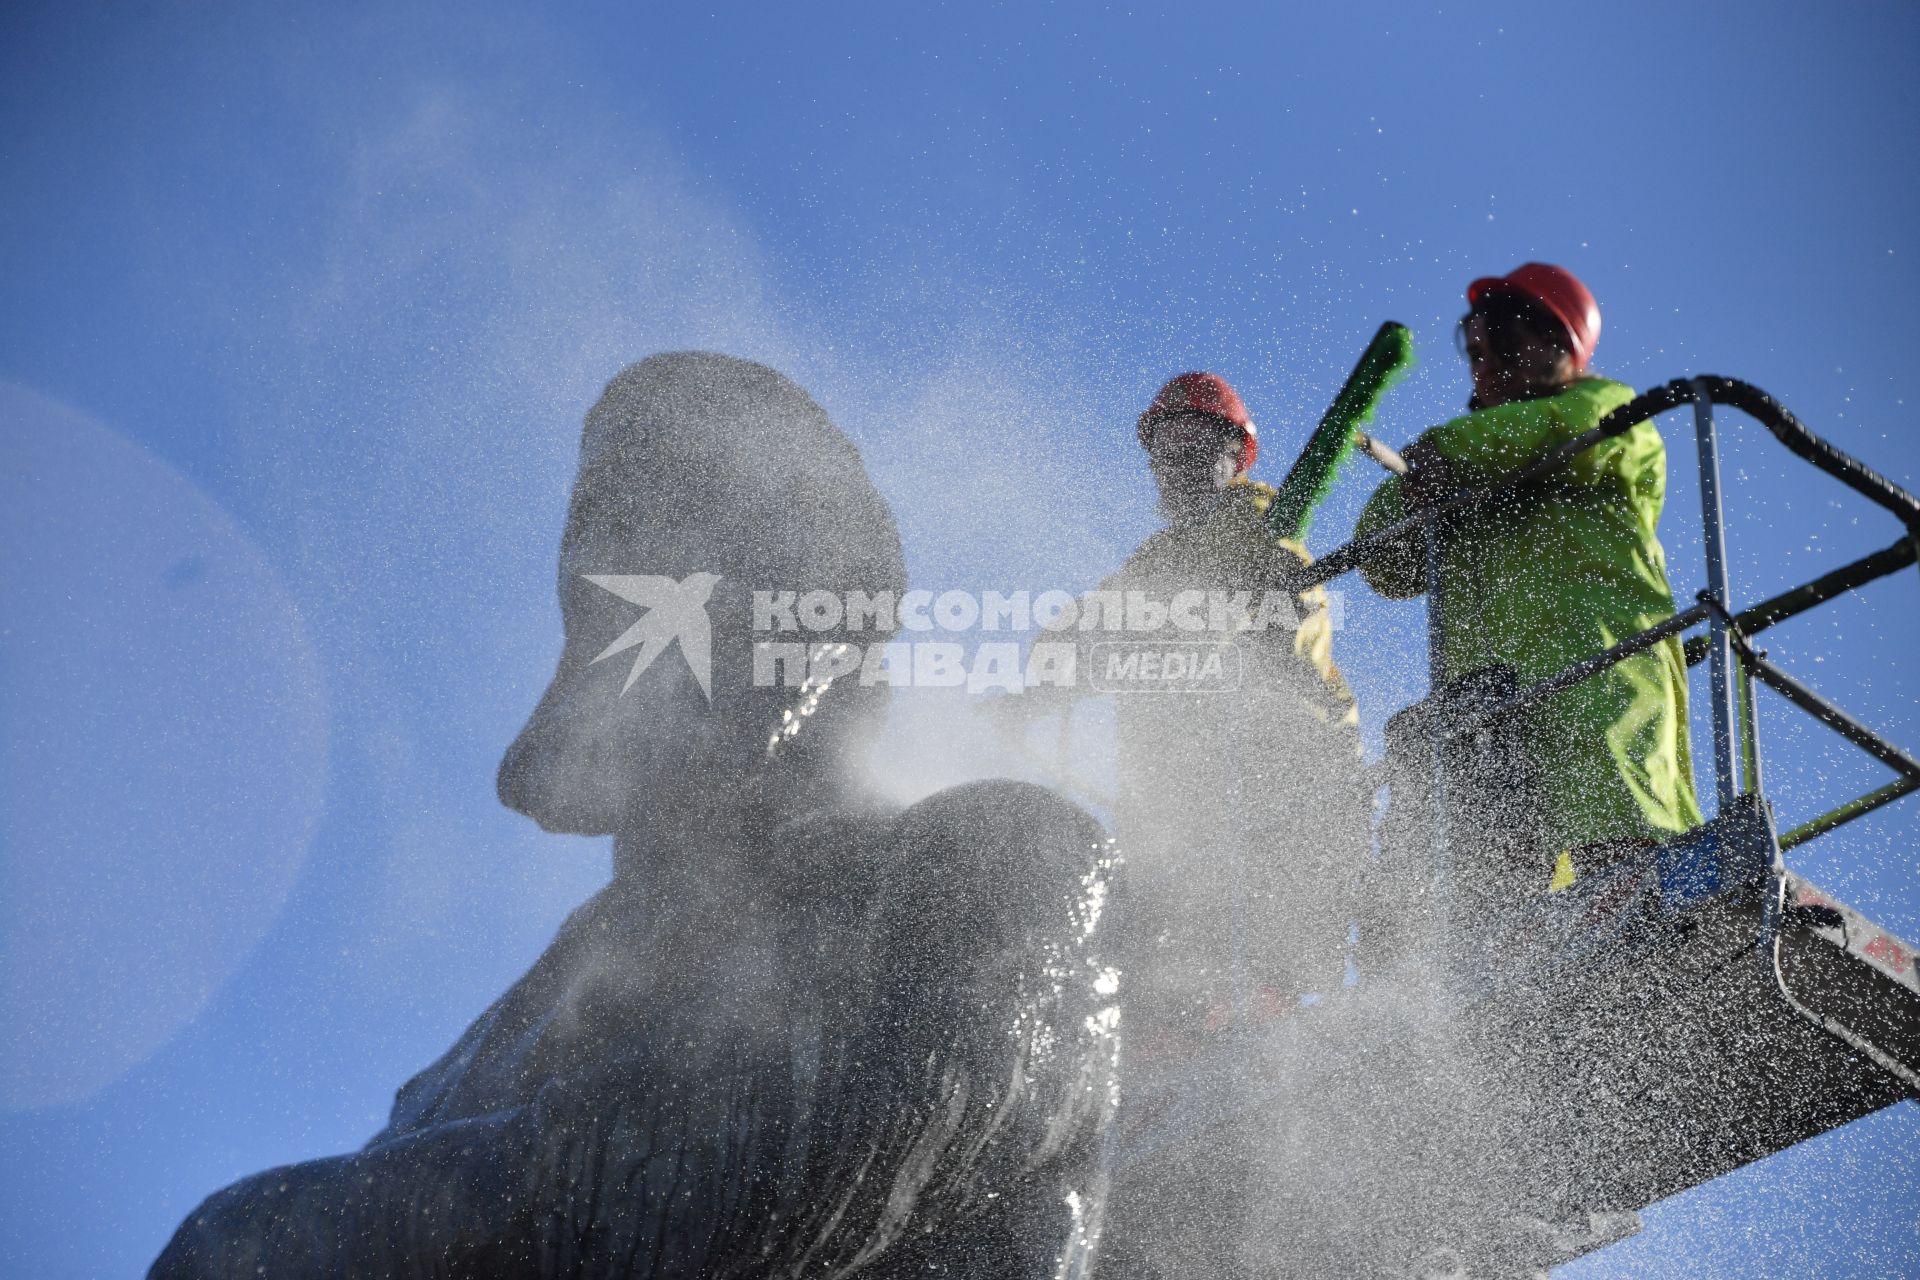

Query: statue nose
495;721;542;814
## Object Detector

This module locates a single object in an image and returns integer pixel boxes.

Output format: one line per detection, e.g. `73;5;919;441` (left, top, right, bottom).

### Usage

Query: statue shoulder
894;780;1107;867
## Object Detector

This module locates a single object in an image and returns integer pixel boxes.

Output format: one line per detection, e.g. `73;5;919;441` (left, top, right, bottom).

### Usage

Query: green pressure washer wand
1265;320;1417;542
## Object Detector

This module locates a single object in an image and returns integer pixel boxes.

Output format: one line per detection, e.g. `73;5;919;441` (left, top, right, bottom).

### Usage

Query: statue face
494;352;906;842
496;491;759;838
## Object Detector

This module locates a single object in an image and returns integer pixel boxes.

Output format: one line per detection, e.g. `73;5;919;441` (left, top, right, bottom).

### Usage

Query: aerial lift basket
1108;373;1919;1274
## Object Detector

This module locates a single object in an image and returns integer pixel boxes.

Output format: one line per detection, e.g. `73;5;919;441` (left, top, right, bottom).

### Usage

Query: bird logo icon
582;572;722;701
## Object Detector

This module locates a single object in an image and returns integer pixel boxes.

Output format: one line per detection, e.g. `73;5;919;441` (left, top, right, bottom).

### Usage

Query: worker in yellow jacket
1089;375;1367;1030
1355;264;1703;895
1114;372;1357;731
1096;372;1372;1280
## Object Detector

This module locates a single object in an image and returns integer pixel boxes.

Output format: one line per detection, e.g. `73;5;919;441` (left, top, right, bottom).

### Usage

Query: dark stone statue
152;352;1120;1278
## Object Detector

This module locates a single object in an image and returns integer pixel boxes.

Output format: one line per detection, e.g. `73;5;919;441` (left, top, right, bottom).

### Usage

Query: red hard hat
1467;262;1602;370
1138;371;1259;474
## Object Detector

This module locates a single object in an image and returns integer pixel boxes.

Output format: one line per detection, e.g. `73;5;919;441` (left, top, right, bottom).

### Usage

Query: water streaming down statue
151;353;1121;1278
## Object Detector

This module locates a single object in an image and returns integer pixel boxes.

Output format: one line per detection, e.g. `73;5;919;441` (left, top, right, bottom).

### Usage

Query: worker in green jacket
1355;264;1704;895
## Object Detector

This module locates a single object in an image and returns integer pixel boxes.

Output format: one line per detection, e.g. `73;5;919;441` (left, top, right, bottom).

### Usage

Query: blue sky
3;2;1916;1275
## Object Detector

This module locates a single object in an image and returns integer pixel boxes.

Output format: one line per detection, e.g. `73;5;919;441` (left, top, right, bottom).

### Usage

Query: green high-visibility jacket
1355;377;1704;869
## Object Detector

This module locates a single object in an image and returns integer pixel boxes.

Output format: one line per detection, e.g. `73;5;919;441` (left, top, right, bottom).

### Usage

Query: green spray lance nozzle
1266;320;1417;542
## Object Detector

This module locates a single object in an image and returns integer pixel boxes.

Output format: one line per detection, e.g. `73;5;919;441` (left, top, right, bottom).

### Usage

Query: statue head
497;353;906;843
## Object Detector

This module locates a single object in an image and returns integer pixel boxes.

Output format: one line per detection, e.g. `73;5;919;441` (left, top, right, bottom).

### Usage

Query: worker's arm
1350;474;1426;599
1267;536;1357;713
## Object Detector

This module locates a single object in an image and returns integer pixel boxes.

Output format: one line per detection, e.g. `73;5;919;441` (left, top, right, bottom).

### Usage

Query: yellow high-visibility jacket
1101;478;1357;727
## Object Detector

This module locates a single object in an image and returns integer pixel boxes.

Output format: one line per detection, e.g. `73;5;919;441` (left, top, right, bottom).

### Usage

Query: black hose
1669;376;1920;529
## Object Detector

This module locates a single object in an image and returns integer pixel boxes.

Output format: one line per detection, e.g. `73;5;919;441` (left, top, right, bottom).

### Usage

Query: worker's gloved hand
1262;537;1316;596
1402;439;1452;511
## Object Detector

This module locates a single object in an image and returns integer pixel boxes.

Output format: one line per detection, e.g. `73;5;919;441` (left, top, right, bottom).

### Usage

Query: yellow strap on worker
1548;849;1577;894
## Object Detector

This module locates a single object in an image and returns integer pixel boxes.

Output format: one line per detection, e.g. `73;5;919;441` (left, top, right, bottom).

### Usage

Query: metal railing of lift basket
1295;375;1920;1082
